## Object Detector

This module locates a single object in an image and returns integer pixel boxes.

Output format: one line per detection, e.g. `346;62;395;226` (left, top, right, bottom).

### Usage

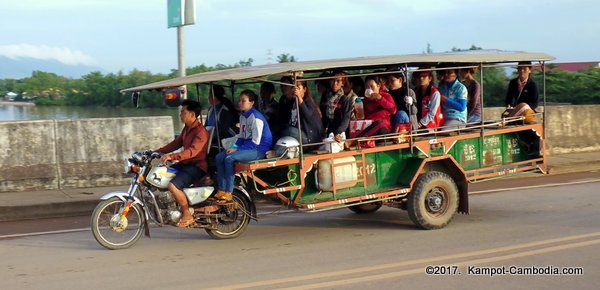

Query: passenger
344;76;361;120
505;61;539;110
459;65;482;123
349;76;365;100
206;85;238;153
439;68;468;129
154;100;209;227
258;82;280;131
372;70;388;91
356;75;396;137
274;76;296;140
316;72;331;117
414;70;443;129
280;80;325;144
387;69;418;132
214;90;272;201
436;68;446;87
322;72;353;151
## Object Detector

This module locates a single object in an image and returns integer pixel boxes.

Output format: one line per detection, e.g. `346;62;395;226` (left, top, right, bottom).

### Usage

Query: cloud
0;44;97;66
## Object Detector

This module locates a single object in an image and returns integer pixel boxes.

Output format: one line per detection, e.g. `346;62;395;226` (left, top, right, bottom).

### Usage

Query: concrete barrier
0;116;174;192
483;105;600;154
0;120;59;192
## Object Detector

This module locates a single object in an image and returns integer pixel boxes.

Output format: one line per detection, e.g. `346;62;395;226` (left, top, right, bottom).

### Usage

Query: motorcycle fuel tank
146;166;178;189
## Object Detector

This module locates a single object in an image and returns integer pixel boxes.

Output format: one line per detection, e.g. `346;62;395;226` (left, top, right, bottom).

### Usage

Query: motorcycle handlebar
143;150;163;159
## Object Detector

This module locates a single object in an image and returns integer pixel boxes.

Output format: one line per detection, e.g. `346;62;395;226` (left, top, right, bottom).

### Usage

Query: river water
0;104;183;130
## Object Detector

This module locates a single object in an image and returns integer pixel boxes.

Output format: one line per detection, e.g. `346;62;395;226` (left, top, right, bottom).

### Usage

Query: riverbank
0;100;35;107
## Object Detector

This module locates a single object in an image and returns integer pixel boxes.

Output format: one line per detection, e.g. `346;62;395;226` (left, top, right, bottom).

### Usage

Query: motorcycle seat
190;175;214;187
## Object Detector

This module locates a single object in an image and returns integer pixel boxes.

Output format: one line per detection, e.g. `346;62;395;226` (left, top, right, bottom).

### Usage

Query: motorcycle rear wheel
205;191;251;239
91;197;145;250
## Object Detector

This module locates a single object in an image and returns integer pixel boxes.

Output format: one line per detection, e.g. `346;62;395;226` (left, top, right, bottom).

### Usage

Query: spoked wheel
205;191;251;239
348;202;383;214
407;171;459;230
91;197;145;250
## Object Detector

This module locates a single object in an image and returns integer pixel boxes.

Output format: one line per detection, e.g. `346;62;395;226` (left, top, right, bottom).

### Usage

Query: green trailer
122;50;553;230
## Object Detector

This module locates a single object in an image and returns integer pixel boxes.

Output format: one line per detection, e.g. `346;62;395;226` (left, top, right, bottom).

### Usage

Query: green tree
479;67;509;107
277;53;297;63
22;71;73;104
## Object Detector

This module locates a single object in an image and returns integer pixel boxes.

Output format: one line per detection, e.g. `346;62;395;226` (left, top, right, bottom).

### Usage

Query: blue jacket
439;79;468;122
234;107;273;153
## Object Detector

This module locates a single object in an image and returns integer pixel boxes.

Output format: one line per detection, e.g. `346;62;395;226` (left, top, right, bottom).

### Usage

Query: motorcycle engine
157;190;177;208
157;191;191;224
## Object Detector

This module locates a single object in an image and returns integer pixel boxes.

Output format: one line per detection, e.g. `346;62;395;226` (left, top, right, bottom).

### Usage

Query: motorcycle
91;150;256;250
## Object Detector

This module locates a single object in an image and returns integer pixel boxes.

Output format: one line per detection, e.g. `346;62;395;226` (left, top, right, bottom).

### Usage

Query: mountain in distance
0;56;106;79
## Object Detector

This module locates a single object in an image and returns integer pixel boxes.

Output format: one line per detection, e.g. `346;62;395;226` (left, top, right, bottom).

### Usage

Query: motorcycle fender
99;191;151;237
235;186;257;220
100;191;144;206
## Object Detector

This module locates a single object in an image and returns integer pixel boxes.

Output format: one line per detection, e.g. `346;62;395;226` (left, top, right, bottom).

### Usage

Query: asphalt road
1;172;599;290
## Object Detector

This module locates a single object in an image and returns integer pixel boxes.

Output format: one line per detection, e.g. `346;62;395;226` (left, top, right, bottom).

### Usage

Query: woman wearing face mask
356;75;397;138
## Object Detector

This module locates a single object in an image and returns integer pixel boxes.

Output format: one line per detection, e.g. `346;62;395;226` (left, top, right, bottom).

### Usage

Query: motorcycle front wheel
205;191;251;239
91;197;145;250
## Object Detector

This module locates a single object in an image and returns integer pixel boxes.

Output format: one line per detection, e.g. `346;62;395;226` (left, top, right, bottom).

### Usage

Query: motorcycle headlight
123;159;140;174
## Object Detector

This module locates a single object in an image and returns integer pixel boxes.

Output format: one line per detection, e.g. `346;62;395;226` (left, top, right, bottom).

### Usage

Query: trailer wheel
348;202;382;214
407;171;458;230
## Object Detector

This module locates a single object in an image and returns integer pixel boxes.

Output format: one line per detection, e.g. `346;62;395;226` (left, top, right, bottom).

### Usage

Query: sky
1;0;599;75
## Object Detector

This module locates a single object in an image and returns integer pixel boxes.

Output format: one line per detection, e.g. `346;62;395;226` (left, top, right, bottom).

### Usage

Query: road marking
207;231;600;290
471;179;600;194
0;228;89;239
0;208;294;239
279;238;600;290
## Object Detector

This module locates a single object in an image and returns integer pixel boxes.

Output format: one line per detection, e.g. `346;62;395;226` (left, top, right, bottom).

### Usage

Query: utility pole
177;25;186;98
168;0;196;98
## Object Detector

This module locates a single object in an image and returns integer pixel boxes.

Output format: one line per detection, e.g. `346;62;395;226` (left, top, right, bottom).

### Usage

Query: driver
154;99;209;227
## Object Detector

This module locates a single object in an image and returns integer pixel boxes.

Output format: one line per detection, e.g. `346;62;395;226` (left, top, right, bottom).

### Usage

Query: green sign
167;0;184;28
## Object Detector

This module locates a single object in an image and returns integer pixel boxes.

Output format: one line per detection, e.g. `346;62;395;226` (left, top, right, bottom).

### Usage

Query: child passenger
214;90;272;201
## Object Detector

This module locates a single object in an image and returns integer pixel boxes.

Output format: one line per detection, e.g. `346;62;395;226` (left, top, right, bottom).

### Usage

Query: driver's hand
160;154;173;163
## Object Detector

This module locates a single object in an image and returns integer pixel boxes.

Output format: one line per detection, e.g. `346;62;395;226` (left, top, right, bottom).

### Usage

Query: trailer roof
121;50;554;93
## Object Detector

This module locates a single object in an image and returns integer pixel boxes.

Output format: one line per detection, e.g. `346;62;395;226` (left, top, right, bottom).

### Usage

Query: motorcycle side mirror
131;92;140;108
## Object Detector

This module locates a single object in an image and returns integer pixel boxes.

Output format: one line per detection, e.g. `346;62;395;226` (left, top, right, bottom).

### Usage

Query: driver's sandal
176;217;196;228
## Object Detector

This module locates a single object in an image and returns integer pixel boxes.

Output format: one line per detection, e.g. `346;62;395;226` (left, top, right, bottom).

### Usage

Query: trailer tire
407;171;458;230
